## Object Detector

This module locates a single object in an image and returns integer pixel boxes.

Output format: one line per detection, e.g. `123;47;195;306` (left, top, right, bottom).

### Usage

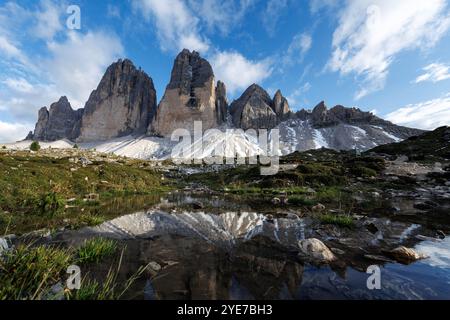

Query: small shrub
30;141;41;151
1;146;6;149
73;144;79;149
77;238;117;264
39;192;65;213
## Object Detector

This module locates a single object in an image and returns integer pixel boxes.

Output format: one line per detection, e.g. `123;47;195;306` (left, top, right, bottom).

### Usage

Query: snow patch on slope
313;129;329;149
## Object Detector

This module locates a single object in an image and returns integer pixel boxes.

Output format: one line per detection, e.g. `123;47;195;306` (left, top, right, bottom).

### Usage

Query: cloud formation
132;0;209;53
326;0;450;100
0;0;124;135
210;51;273;96
0;120;33;143
415;63;450;83
386;94;450;130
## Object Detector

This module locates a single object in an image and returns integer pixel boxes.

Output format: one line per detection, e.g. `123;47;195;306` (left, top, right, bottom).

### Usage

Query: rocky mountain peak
230;84;277;130
167;49;214;99
77;58;157;142
230;85;292;130
272;89;291;120
150;49;221;137
30;96;82;141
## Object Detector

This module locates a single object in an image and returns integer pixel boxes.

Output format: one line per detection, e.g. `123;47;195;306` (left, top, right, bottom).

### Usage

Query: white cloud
287;32;312;62
45;31;124;108
415;63;450;83
310;0;339;13
0;30;124;126
0;120;33;143
188;0;255;36
261;0;288;37
132;0;209;53
34;0;63;40
2;78;35;93
0;35;25;61
210;51;273;95
385;94;450;130
326;0;450;100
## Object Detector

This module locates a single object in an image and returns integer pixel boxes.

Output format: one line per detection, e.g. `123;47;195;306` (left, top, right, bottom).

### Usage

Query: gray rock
31;97;83;141
230;84;277;130
78;59;157;141
215;80;228;124
385;246;427;264
272;89;291;121
150;49;221;136
298;238;337;263
293;101;423;139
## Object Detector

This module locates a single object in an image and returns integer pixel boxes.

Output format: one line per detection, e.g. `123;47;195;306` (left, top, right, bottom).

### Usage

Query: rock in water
230;85;291;130
150;49;224;137
78;59;157;142
298;238;337;264
386;246;427;264
31;96;83;141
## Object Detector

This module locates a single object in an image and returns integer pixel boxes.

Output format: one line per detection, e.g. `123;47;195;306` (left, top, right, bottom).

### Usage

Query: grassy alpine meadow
0;149;173;235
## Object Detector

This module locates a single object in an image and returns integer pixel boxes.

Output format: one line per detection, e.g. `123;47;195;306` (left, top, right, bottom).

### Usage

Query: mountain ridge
26;49;424;157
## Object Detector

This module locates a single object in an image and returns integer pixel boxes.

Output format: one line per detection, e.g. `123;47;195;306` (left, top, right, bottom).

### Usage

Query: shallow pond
47;192;450;299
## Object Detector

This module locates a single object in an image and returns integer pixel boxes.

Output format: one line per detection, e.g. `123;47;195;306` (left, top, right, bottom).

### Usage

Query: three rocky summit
26;49;422;153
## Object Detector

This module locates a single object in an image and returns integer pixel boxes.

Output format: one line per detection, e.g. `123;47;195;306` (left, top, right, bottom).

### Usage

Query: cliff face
31;96;82;141
215;80;228;124
149;49;225;137
77;59;157;142
230;84;291;130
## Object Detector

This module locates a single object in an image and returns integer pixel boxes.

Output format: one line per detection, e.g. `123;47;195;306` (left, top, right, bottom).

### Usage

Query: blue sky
1;0;450;142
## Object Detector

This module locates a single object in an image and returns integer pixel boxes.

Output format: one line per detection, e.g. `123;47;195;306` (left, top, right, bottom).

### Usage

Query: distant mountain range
25;49;424;159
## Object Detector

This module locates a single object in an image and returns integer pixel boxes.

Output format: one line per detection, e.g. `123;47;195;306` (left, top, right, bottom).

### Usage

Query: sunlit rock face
230;85;291;130
149;49;224;137
31;96;83;141
77;59;157;142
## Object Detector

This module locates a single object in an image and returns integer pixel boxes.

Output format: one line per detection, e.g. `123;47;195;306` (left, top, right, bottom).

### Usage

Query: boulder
78;59;157;142
386;246;427;264
298;238;336;263
150;49;222;137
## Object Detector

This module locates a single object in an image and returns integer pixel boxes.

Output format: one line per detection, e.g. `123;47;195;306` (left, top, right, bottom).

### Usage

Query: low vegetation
0;244;72;300
76;238;117;264
185;149;384;210
369;126;450;162
0;241;146;300
30;141;41;152
319;213;355;228
0;150;171;234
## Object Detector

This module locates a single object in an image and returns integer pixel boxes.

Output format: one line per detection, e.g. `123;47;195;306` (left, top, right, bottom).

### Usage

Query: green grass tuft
319;214;355;228
77;238;117;264
0;244;72;300
287;195;316;206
